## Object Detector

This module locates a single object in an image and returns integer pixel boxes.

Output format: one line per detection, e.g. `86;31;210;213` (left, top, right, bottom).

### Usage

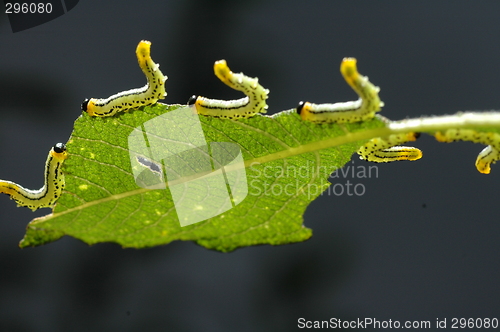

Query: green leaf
20;103;386;251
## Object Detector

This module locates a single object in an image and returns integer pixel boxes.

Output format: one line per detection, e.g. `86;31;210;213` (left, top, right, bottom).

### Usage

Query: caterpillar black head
51;143;68;161
296;101;305;115
53;143;66;153
187;95;198;106
81;98;90;112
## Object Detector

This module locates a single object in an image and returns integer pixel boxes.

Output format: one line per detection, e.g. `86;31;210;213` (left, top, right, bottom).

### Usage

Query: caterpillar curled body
188;60;270;119
0;143;68;211
435;129;500;174
297;57;422;163
81;40;167;117
297;58;384;124
358;133;422;163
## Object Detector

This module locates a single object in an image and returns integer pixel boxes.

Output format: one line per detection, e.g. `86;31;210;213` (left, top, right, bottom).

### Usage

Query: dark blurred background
1;1;499;331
